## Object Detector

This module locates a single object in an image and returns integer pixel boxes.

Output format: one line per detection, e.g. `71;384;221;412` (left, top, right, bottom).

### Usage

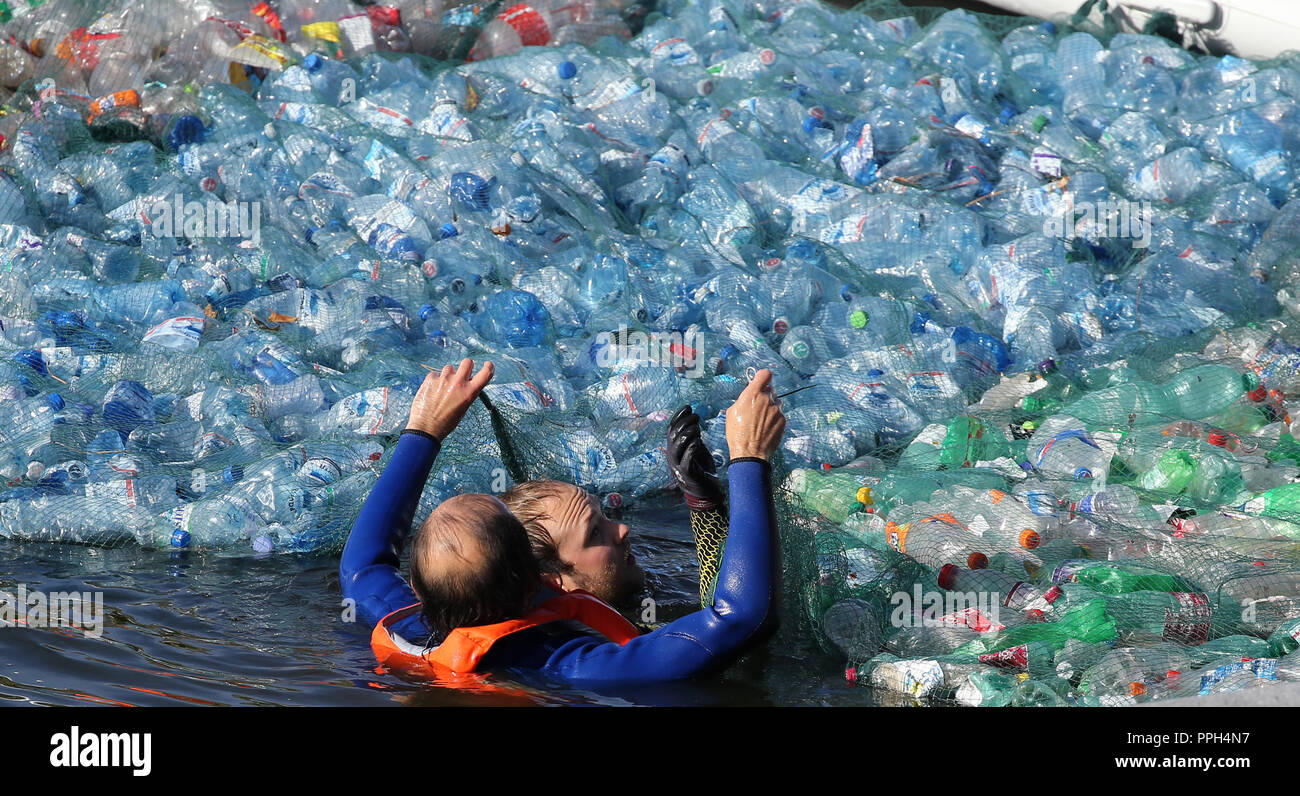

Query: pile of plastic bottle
1;0;1300;704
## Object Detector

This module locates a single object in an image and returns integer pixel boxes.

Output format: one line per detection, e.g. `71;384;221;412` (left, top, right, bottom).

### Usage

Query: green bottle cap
1243;371;1261;391
849;310;869;329
1032;114;1048;133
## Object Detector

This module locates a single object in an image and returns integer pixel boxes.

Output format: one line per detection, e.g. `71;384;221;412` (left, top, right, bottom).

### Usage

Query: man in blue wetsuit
340;357;786;684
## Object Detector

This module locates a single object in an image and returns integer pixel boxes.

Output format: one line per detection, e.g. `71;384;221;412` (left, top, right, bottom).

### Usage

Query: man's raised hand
406;358;495;442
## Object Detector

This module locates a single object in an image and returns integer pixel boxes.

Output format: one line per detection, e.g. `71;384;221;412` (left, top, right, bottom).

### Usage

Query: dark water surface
0;507;873;706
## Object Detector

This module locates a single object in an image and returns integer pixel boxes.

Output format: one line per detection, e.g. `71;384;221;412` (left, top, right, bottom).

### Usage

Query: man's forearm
339;430;441;625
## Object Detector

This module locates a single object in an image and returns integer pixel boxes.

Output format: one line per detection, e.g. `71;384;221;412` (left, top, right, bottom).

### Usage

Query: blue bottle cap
719;345;739;361
166;115;205;151
1040;20;1056;35
802;116;818;133
303;53;323;71
557;60;577;79
46;392;65;411
922;293;938;305
171;529;191;548
838;285;855;301
1074;467;1093;480
867;368;884;378
449;278;466;295
439;222;458;239
223;465;244;483
418;303;436;321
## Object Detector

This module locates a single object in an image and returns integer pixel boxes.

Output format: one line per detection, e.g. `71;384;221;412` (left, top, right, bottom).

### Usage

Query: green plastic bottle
1266;433;1300;466
1268;618;1300;658
954;670;1018;707
786;468;870;523
938;416;1028;468
1060;365;1259;430
859;469;1008;515
1136;449;1197;494
1100;590;1213;645
962;598;1117;655
1243;481;1300;522
1049;559;1198;595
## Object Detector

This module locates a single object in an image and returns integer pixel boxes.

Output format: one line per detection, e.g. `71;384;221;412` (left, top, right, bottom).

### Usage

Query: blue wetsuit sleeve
339;430;440;629
534;458;779;684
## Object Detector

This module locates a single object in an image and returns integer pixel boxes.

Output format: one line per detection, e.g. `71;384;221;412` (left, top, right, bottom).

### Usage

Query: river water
0;507;874;706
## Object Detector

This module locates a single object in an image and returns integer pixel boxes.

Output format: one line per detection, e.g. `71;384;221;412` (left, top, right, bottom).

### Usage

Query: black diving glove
666;404;725;511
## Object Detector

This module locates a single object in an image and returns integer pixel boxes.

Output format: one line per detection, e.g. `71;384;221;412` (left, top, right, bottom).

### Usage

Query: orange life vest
371;590;640;678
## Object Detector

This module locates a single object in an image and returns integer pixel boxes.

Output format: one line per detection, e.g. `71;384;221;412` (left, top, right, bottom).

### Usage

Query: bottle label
695;115;736;150
355;98;414;129
1198;658;1276;695
171;504;194;533
872;660;943;697
1162;592;1211;645
1131;158;1164;200
649;36;697;66
418;105;472;142
301;21;340;42
938;607;1002;633
142;317;205;350
821;214;870;245
231;35;291;68
979;644;1029;670
577;77;642;112
1031;148;1062;177
498;4;551;46
273;101;319;126
342;387;390;434
1051;560;1088;584
442;4;484;26
1022;584;1062;614
790;178;851;216
839;123;875;182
